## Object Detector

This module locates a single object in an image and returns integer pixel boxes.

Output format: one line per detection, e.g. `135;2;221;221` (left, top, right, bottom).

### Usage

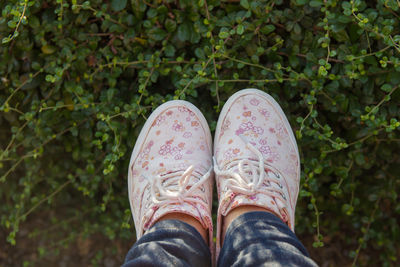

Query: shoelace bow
151;165;212;206
140;165;212;234
213;138;288;206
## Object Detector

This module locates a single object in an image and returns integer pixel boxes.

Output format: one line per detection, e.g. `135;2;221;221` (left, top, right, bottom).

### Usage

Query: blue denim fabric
218;211;318;267
123;211;318;267
122;219;211;267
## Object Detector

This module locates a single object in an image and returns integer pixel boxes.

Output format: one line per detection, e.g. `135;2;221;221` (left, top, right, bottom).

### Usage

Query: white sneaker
128;100;214;247
214;89;301;256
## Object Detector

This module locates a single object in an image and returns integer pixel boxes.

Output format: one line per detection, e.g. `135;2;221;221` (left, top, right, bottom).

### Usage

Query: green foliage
1;0;400;265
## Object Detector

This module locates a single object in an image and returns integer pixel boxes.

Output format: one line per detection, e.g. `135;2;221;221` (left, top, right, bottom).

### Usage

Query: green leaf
178;22;190;42
309;0;322;7
318;66;328;76
355;153;365;165
164;45;176;57
237;24;244;35
111;0;127;12
293;23;301;35
381;84;392;92
125;28;135;39
296;0;308;5
2;36;11;44
194;48;205;59
260;25;275;34
147;8;157;19
341;1;351;9
219;31;229;39
148;28;167;41
41;45;56;54
131;0;146;19
7;20;16;28
107;89;115;102
240;0;250;9
165;19;177;33
29;16;40;28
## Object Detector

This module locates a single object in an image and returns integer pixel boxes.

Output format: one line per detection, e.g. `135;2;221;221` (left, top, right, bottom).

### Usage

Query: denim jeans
122;211;318;267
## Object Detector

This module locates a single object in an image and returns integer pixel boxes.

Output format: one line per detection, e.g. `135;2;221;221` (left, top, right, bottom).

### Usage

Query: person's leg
123;219;211;267
213;89;317;265
218;210;317;266
126;101;214;266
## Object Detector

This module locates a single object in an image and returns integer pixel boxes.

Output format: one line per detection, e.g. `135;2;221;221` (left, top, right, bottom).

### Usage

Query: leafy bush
1;0;400;265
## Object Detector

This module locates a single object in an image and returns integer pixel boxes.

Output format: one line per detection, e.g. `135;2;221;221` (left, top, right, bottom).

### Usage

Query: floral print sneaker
128;100;214;247
214;89;300;256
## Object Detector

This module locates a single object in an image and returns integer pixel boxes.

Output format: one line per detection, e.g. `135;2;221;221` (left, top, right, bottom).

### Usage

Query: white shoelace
139;165;212;235
214;139;287;205
151;165;212;207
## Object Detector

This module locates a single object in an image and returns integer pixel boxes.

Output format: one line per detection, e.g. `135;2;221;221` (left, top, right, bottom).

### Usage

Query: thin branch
17;180;72;221
351;197;381;266
2;70;42;107
204;0;220;109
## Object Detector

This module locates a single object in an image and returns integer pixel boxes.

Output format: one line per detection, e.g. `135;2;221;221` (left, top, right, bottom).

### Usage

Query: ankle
157;213;208;245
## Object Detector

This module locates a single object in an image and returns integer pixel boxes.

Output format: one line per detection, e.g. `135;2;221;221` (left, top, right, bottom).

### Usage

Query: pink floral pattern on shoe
128;100;214;251
214;89;300;258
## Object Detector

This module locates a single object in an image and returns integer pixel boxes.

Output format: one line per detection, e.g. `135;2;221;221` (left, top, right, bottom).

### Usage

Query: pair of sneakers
128;89;300;257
